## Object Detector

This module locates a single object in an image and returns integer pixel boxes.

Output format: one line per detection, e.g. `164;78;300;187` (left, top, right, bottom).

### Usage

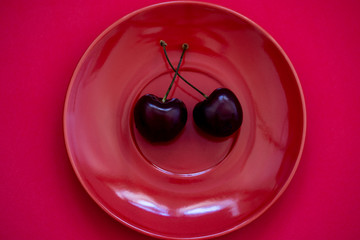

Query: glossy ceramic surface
64;2;306;239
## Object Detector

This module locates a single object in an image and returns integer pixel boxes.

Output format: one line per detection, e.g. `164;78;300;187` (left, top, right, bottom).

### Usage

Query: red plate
64;2;306;239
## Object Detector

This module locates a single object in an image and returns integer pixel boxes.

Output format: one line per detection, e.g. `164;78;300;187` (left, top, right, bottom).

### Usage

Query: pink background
1;0;359;239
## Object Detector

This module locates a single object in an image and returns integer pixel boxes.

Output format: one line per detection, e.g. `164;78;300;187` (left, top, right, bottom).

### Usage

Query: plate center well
131;69;238;175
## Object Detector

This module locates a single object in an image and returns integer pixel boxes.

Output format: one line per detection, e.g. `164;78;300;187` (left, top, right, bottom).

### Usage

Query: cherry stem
162;42;188;103
160;40;208;99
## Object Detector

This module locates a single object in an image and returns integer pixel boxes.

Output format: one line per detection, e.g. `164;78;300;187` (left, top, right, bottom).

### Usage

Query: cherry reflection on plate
64;2;306;239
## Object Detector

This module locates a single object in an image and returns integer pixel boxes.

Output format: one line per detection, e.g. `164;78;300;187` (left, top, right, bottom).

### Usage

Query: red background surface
1;0;359;239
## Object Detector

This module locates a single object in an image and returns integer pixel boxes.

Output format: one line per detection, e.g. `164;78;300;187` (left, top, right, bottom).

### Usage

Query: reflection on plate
64;2;306;239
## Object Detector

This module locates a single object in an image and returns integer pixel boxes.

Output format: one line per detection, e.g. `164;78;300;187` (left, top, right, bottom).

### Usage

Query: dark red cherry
193;88;243;137
133;41;189;142
134;94;187;142
160;43;243;138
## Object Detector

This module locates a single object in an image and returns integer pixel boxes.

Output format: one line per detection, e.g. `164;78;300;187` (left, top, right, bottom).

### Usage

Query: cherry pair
133;41;243;142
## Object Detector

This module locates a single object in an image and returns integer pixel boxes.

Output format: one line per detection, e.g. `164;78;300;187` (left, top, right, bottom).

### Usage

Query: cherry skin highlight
134;94;187;142
193;88;243;137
